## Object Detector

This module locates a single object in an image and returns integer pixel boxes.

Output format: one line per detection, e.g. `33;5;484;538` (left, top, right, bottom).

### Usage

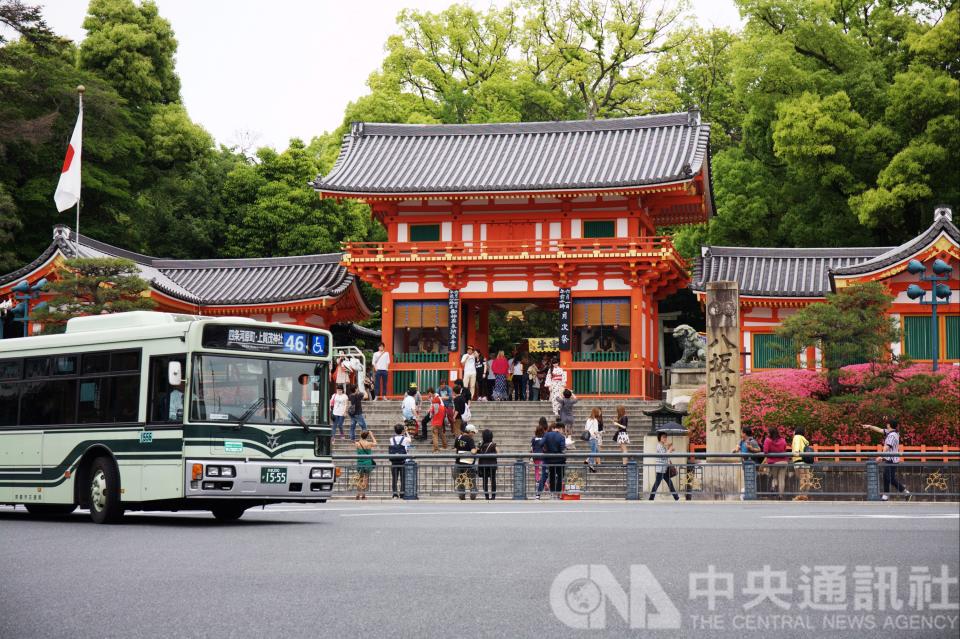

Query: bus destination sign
202;325;328;357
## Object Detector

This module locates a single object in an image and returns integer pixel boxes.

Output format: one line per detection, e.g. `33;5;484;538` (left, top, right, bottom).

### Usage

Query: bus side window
149;356;186;423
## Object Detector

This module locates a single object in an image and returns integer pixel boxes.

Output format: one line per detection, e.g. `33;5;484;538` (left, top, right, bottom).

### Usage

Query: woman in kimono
546;357;567;416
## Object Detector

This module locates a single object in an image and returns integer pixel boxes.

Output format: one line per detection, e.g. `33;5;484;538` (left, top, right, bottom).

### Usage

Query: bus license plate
260;467;287;484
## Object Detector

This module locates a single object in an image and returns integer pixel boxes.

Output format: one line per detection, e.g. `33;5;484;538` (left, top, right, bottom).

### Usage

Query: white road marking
764;514;959;520
340;509;620;517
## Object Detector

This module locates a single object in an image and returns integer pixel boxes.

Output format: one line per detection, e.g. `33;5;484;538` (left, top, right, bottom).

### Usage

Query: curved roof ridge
355;112;691;137
830;215;960;277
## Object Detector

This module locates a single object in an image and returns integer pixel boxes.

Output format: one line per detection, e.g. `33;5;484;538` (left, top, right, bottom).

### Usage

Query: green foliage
32;257;155;332
774;282;899;394
80;0;180;105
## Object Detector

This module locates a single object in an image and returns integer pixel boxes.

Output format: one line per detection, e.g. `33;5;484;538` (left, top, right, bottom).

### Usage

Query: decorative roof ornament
934;205;953;222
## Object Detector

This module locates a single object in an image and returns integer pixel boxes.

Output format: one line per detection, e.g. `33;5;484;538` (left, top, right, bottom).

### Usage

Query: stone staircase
331;398;664;499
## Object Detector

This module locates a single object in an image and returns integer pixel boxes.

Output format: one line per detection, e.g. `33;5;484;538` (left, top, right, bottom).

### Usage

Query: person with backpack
862;418;911;501
537;421;567;498
346;383;366;441
613;405;630;465
791;425;813;501
454;424;479;500
388;423;411;498
477;429;499;499
452;381;470;438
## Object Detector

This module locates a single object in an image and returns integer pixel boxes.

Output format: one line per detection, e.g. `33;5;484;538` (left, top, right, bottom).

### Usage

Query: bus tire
24;504;77;517
211;505;246;521
88;456;124;524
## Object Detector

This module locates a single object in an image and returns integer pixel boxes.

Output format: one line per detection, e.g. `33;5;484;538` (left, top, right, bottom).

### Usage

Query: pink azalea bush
686;364;960;448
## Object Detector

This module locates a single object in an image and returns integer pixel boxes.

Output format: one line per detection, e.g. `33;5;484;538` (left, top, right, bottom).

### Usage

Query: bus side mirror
168;361;182;387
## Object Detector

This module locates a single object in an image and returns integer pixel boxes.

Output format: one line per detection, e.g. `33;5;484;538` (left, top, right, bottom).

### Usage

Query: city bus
0;311;336;523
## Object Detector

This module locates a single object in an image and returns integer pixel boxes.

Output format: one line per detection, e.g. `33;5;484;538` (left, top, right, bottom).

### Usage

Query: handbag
462;405;472;422
580;430;591;442
802;444;816;464
667;464;678;478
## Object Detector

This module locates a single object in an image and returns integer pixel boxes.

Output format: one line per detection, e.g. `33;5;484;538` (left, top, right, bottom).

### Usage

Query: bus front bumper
184;459;335;499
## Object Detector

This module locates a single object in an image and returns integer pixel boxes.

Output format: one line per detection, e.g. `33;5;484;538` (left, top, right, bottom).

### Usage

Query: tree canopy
1;0;956;290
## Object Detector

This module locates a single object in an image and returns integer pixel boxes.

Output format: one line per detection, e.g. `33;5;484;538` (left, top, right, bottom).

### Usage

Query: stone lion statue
672;324;705;368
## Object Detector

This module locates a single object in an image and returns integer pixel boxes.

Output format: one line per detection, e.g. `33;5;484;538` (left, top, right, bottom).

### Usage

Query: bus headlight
207;466;220;476
206;465;236;477
310;468;333;479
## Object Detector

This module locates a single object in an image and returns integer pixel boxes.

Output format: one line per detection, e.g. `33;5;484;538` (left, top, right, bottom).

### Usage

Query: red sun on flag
61;144;75;173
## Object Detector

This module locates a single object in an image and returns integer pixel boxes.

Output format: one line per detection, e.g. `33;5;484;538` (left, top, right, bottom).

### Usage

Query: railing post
865;460;880;501
625;459;639;500
403;458;419;500
743;461;757;500
513;459;527;500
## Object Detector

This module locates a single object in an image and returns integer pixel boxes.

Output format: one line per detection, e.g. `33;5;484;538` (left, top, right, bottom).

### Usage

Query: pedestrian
737;426;763;499
531;417;547;487
355;430;377;500
346;383;366;441
430;387;447;452
333;356;351;391
537;420;567;498
595;407;605;466
474;350;487;400
485;352;496;401
329;386;347;439
418;387;435;440
546;357;567;416
477;428;498;499
511;355;525;401
491;350;510;401
558;389;578;434
526;359;539;402
460;346;477;397
613;405;630;465
762;426;788;499
537;356;549;401
862;418;911;501
401;386;419;433
790;425;813;501
454;424;479;500
388;423;411;498
648;432;680;501
452;380;470;438
372;342;390;399
583;408;601;473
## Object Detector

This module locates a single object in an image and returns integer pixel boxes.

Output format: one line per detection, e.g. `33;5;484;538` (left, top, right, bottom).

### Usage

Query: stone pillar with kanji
704;281;742;497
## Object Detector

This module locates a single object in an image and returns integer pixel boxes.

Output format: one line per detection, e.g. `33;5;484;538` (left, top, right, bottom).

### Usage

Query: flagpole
75;85;84;257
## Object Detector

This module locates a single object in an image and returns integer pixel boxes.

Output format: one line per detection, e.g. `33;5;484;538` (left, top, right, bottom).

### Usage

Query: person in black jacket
539;421;567;498
454;424;479;500
452;381;471;438
477;428;498;500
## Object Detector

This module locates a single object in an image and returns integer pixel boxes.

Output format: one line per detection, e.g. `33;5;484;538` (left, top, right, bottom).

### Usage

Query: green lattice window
583;220;615;238
572;369;630;394
409;224;440;242
903;315;934;360
752;333;797;369
947;316;959;360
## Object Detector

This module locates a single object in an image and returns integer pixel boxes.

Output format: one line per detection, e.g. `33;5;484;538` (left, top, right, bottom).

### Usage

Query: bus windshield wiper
273;398;309;432
234;397;265;430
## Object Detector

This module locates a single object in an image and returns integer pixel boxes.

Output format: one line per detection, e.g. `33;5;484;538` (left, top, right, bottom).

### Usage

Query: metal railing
329;452;960;501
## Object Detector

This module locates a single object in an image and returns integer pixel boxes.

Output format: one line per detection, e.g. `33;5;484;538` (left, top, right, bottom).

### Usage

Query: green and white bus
0;311;336;523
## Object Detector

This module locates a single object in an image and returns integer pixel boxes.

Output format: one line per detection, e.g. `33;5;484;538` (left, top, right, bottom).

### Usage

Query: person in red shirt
762;426;788;499
430;390;447;452
491;350;510;401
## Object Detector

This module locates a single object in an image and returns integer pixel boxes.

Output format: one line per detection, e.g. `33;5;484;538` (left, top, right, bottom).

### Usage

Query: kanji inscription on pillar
705;281;741;454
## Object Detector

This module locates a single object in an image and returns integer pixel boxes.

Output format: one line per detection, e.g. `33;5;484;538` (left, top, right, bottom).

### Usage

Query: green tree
31;257;155;333
774;282;899;395
79;0;180;106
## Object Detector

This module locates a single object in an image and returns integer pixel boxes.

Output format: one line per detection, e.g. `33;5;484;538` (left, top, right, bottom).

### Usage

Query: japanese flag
54;103;82;212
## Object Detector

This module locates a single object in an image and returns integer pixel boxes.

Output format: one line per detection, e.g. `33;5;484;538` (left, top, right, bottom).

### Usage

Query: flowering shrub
686;364;960;447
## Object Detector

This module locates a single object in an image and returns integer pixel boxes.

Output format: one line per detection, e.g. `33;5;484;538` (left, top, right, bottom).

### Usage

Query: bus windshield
190;354;327;426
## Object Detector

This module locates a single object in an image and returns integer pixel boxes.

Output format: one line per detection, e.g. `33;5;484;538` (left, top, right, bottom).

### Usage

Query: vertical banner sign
558;288;572;351
448;289;460;352
705;281;741;456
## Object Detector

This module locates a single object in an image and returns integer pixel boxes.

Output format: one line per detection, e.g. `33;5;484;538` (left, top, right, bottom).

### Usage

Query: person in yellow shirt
791;426;812;500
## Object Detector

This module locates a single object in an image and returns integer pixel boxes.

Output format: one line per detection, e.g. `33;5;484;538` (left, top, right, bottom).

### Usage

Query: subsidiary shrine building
0;226;371;336
313;111;713;398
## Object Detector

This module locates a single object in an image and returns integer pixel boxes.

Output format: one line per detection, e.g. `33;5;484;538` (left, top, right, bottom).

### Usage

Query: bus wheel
211;505;246;521
24;504;77;517
88;456;124;524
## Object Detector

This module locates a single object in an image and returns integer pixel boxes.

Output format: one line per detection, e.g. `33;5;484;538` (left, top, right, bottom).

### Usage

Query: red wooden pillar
629;286;644;397
476;302;490;359
382;291;395;397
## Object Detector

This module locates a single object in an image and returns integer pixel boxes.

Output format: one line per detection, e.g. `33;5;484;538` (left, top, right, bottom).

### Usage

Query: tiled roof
312;111;710;195
691;246;891;298
1;226;355;306
830;211;959;277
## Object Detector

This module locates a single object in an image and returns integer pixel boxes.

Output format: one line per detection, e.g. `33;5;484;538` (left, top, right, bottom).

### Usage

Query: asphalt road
1;501;958;639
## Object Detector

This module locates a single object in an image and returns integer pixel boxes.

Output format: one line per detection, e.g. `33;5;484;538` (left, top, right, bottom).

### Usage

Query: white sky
37;0;742;150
